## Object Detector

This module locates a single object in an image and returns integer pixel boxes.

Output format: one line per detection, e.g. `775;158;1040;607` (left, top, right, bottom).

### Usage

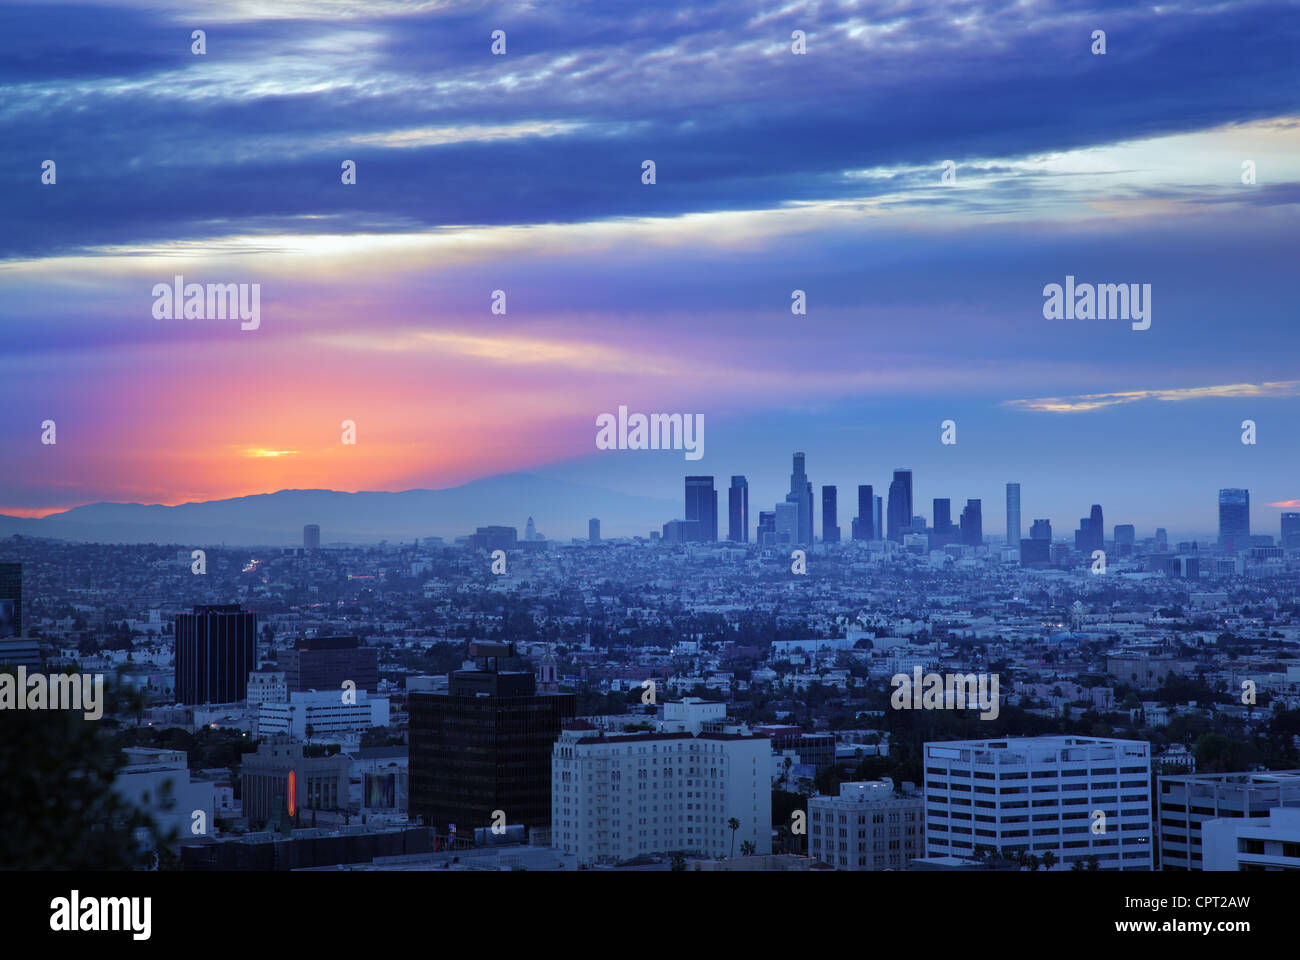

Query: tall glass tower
1218;488;1250;553
685;476;717;541
728;476;749;542
787;453;813;545
1006;483;1021;550
887;469;913;541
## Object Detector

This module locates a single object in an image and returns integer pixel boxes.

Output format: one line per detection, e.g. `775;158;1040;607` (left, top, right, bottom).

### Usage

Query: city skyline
3;2;1299;532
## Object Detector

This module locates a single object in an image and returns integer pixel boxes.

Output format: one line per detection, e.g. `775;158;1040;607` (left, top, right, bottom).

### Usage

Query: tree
670;852;686;872
741;840;756;857
0;671;168;869
728;817;740;857
1041;850;1058;871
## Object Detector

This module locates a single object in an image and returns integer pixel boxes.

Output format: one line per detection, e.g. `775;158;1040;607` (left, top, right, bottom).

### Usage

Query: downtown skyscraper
1076;504;1104;554
887;469;913;542
822;486;840;543
728;476;748;542
960;499;983;546
932;498;952;539
1006;483;1021;551
1218;488;1250;553
685;476;718;541
786;453;813;545
854;484;874;540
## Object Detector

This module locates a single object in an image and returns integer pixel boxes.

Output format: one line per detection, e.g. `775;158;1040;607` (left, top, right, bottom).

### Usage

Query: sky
2;0;1299;540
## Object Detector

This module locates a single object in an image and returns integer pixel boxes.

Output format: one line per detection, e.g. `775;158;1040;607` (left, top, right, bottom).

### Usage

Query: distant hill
0;474;678;546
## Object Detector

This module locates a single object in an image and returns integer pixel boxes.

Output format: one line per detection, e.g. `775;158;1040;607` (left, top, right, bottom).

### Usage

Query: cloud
2;1;1299;259
1269;500;1300;509
1005;381;1300;413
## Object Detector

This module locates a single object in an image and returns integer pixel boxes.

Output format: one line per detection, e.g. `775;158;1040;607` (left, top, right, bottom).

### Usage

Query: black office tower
960;499;983;546
729;476;749;542
1075;505;1104;553
409;654;575;839
855;485;874;540
822;486;840;543
0;563;20;638
174;604;256;705
932;499;952;535
887;470;913;542
685;476;718;542
282;635;378;693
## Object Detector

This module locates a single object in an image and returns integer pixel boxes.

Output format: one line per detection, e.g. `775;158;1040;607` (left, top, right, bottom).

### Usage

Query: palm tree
1041;850;1058;871
728;817;740;857
740;840;756;857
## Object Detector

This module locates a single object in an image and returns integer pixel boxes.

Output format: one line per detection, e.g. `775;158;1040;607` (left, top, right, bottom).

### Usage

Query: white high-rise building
809;779;924;870
923;736;1153;870
1157;770;1300;870
1202;806;1300;871
552;725;772;866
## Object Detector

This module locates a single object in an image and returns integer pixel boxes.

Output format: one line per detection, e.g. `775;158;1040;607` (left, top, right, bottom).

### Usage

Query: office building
786;453;813;545
873;496;883;540
241;736;351;824
1202;807;1300;871
1076;505;1104;554
1030;519;1051;541
960;499;982;547
822;486;840;543
467;526;517;551
1114;524;1136;547
728;476;749;542
174;604;257;705
256;689;389;742
1005;483;1020;550
246;668;287;705
409;643;574;839
551;723;772;866
774;501;798;547
932;498;952;545
0;562;20;638
282;635;378;694
1156;770;1300;870
887;470;913;542
854;485;874;541
685;476;718;542
0;636;42;670
808;779;924;871
923;736;1153;870
662;519;700;544
1283;513;1300;550
303;524;320;551
756;511;775;547
1218;488;1250;553
588;518;600;543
